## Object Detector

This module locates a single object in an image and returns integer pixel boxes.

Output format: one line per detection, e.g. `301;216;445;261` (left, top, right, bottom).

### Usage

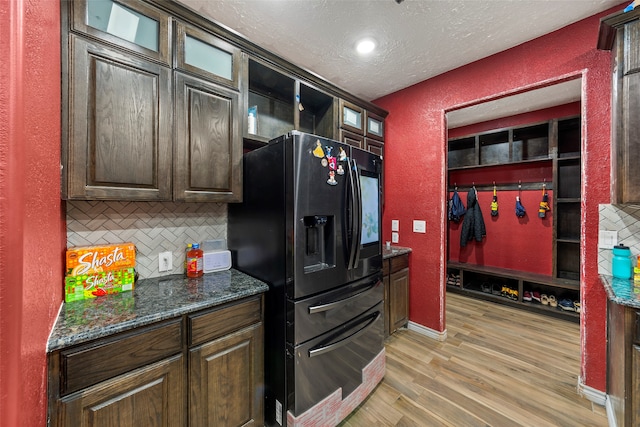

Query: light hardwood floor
339;292;608;427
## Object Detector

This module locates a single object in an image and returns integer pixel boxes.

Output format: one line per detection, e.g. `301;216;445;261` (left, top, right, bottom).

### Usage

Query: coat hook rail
448;181;553;192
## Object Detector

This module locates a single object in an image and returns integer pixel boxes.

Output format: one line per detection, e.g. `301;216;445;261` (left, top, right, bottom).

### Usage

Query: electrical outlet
159;251;172;272
598;230;618;249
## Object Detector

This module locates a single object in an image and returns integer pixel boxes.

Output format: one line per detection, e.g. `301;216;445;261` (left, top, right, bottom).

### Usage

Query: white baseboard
577;376;607;406
406;321;447;341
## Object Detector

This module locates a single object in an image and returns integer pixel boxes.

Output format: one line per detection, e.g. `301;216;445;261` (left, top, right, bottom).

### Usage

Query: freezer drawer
288;273;382;346
286;302;384;415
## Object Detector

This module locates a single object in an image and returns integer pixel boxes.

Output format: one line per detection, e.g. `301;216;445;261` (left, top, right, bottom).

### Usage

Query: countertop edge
600;274;640;309
383;246;412;259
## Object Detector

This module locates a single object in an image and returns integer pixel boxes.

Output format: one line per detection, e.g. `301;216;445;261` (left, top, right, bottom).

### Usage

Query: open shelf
447;262;579;322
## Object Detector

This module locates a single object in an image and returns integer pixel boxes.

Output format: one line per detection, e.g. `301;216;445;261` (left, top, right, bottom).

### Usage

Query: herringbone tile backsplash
599;204;640;275
66;201;227;279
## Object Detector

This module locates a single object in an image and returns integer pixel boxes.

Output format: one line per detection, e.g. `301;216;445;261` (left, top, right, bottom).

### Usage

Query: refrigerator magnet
313;141;325;158
327;171;337;185
327;156;337;171
338;147;347;161
325;146;334;158
321;158;328;167
337;164;344;175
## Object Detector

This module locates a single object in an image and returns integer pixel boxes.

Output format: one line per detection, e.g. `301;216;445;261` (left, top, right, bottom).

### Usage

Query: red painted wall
0;1;64;426
375;7;618;392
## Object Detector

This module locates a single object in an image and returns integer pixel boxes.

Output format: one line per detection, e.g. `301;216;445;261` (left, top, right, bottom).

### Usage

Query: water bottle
612;244;633;280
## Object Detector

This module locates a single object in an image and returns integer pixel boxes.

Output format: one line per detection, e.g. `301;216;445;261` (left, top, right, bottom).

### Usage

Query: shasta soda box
65;268;136;302
64;243;137;302
66;243;136;276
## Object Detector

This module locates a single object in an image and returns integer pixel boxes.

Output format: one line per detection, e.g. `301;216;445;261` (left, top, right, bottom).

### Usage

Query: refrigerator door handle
308;311;381;358
308;281;379;314
352;159;363;268
347;159;358;270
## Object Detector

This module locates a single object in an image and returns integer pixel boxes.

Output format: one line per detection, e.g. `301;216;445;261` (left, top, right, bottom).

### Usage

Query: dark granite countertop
383;246;412;259
600;274;640;309
47;269;268;352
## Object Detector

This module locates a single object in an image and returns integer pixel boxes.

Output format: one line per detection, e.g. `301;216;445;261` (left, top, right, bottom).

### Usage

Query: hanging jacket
448;189;466;223
460;187;486;247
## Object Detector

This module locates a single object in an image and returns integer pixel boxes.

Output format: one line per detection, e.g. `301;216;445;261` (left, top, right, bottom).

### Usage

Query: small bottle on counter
634;256;640;283
184;243;192;275
186;243;203;278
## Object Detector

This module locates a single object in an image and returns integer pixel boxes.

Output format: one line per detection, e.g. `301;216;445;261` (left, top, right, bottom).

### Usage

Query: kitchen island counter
47;269;268;352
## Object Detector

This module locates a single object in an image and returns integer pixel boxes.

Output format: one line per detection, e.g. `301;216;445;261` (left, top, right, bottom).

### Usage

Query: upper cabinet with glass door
365;111;385;141
174;21;241;90
339;99;365;135
71;0;171;64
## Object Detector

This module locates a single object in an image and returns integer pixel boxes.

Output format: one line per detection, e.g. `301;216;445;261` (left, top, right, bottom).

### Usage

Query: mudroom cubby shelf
447;115;582;321
447;262;580;321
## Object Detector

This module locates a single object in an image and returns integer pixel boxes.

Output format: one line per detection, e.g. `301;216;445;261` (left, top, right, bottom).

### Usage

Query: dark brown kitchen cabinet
339;129;364;149
606;299;640;427
55;355;184;427
339;101;386;155
63;0;244;202
174;72;243;202
364;139;384;158
189;324;263;427
245;58;336;147
63;35;173;201
365;111;385;141
48;319;185;426
599;11;640;203
48;296;264;427
69;0;171;65
339;99;365;135
174;21;242;89
187;296;264;427
383;253;410;337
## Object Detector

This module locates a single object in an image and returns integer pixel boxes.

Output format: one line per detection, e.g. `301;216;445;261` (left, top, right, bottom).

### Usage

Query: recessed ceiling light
356;39;376;55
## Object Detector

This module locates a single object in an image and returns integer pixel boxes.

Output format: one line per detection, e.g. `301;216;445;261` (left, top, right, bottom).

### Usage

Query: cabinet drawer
189;296;262;347
60;319;182;395
635;311;640;344
390;254;409;274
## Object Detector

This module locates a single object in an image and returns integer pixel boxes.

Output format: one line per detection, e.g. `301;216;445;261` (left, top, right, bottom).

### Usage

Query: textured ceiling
177;0;623;125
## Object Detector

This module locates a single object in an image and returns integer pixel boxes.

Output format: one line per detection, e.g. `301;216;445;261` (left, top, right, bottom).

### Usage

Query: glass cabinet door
175;22;241;89
365;112;384;140
72;0;171;64
339;99;364;135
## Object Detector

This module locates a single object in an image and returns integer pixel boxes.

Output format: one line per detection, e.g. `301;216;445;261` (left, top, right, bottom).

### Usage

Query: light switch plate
391;220;399;232
598;230;617;249
413;220;426;233
392;232;399;243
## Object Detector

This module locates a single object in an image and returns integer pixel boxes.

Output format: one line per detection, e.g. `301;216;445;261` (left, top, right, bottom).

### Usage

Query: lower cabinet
56;355;184;426
607;299;640;427
189;323;264;427
383;253;410;337
48;296;264;427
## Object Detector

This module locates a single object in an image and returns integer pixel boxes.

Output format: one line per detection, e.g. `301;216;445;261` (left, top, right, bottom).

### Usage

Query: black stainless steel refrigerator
228;131;384;426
